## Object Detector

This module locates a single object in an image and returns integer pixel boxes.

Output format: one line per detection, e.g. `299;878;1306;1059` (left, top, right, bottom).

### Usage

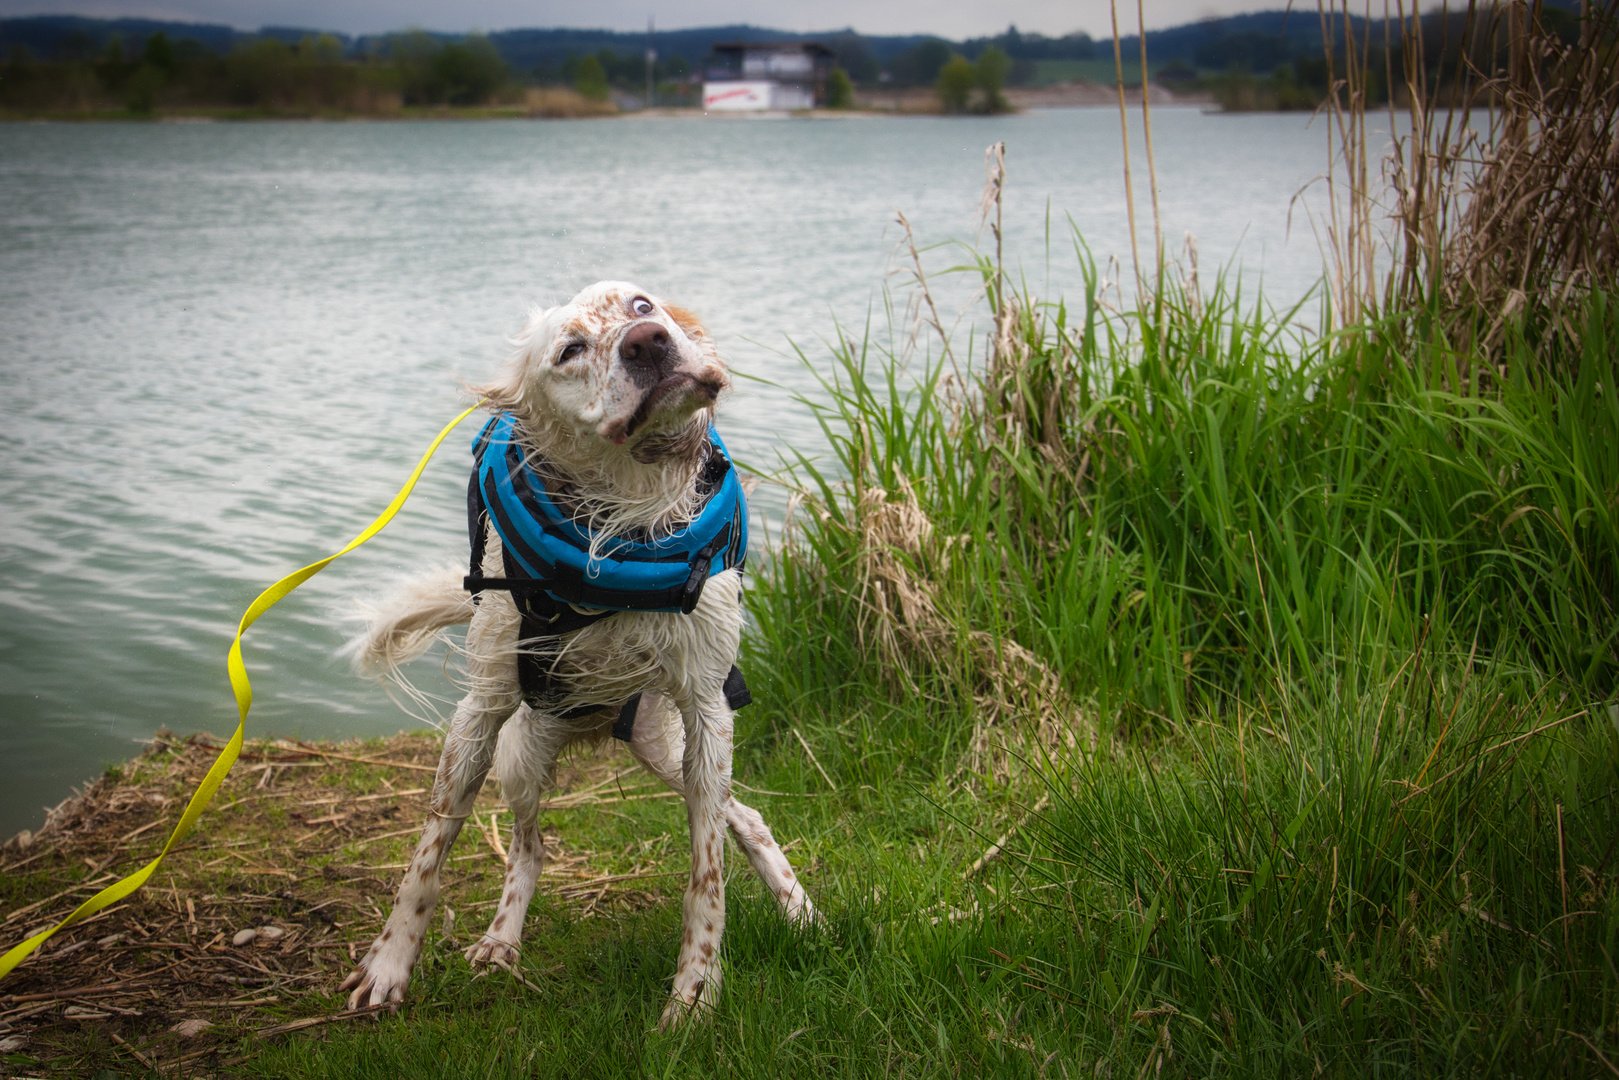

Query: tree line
0;30;512;114
0;18;1111;116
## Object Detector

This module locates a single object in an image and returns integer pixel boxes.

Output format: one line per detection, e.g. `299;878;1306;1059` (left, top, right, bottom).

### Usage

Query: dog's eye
558;343;586;363
631;297;655;316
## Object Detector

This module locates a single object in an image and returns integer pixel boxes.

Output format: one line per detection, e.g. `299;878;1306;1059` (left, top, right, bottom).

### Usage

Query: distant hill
0;4;1585;79
0;14;930;68
1117;9;1370;69
0;14;341;58
1117;0;1577;70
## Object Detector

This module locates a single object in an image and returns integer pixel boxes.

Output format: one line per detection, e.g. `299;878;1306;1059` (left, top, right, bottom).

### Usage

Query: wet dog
338;282;815;1027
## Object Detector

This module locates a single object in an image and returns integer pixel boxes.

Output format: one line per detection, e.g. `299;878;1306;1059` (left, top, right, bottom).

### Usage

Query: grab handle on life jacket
679;522;733;614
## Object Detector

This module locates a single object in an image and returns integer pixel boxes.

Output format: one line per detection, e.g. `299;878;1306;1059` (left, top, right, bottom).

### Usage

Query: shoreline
0;84;1212;124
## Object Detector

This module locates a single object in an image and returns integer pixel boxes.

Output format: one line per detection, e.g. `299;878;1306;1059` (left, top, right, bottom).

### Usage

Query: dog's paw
785;895;823;929
658;995;697;1031
338;952;413;1011
464;935;521;967
657;976;718;1031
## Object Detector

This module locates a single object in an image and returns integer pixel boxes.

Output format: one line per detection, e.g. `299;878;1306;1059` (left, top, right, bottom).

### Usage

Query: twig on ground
792;727;838;791
1561;1029;1619;1078
270;746;438;774
965;795;1049;878
733;781;822;798
482;811;507;865
255;1002;390;1038
0;979;151;1006
109;1030;159;1071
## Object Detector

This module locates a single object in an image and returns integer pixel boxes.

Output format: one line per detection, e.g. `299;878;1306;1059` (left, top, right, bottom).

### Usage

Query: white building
702;42;833;112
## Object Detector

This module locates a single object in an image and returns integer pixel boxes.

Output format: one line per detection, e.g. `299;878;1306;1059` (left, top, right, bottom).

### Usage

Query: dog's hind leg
465;704;570;967
723;799;817;925
627;695;817;926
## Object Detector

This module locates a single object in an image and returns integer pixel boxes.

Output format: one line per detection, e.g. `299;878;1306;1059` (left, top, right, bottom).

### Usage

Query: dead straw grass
1332;0;1618;363
0;732;673;1075
1440;3;1619;353
524;88;619;119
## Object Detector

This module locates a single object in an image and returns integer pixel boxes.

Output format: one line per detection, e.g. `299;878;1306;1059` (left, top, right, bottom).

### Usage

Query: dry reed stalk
1316;0;1384;329
1441;2;1619;360
1110;0;1145;297
893;209;961;382
1136;0;1165;281
977;142;1008;318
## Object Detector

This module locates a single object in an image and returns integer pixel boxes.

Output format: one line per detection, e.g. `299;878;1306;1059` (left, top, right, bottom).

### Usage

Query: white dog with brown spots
338;281;815;1028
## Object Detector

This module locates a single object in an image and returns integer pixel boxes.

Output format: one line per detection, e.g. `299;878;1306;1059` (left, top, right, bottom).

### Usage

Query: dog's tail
344;568;474;679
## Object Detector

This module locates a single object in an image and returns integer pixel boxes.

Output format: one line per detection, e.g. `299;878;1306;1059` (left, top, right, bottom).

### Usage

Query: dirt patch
0;732;676;1076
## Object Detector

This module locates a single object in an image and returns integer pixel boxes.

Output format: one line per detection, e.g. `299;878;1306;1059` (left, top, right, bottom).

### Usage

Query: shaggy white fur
338;282;815;1030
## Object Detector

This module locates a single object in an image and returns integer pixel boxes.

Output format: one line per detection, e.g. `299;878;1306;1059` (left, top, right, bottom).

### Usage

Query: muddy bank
0;732;675;1076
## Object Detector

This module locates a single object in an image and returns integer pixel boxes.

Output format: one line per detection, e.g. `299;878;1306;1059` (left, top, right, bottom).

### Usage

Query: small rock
232;928;257;946
171;1018;212;1039
256;926;286;941
0;1035;25;1052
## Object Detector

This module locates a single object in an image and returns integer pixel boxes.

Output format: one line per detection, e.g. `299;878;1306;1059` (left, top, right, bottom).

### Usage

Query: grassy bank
736;236;1617;1074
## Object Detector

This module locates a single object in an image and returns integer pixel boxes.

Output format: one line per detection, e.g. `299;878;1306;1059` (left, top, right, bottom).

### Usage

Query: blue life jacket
462;411;750;733
466;412;746;617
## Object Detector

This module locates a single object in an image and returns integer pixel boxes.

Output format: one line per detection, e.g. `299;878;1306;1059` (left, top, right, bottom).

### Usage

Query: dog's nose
619;322;671;376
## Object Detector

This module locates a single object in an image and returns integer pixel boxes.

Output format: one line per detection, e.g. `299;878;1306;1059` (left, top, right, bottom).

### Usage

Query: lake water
0;108;1344;836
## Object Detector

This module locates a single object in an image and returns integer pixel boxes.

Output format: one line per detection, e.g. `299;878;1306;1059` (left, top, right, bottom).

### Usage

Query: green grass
237;237;1619;1078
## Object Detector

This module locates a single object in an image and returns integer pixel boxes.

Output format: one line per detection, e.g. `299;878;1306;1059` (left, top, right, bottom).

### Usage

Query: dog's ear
663;305;708;342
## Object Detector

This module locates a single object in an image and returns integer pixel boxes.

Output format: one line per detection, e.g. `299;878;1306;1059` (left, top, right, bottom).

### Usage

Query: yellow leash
0;403;482;981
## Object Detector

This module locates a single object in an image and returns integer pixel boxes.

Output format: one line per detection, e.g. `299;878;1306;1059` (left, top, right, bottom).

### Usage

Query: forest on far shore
0;2;1594;117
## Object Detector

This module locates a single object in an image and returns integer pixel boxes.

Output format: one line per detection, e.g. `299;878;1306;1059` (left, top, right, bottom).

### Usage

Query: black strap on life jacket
610;669;752;742
465;469;751;738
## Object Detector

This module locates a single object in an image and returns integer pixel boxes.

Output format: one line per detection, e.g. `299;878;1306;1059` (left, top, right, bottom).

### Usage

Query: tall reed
747;241;1617;749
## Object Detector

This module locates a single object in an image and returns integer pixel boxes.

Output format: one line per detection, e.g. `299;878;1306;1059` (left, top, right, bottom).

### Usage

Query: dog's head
479;282;728;462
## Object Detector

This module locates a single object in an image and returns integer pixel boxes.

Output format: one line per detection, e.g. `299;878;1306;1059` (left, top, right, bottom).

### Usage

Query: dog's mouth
606;372;722;446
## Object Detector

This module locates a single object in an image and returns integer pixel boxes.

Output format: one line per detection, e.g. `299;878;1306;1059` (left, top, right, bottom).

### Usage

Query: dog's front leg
340;696;511;1010
465;703;569;967
659;688;733;1030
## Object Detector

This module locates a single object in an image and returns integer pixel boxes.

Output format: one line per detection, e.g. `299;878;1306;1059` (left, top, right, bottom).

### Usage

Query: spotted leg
649;681;731;1029
464;703;569;967
628;694;817;925
340;554;522;1011
339;696;514;1009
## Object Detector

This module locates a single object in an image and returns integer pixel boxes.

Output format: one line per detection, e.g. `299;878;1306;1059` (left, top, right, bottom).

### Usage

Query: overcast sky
0;0;1275;41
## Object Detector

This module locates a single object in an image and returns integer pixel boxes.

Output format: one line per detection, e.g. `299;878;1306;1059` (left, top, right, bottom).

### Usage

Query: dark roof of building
710;41;834;57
